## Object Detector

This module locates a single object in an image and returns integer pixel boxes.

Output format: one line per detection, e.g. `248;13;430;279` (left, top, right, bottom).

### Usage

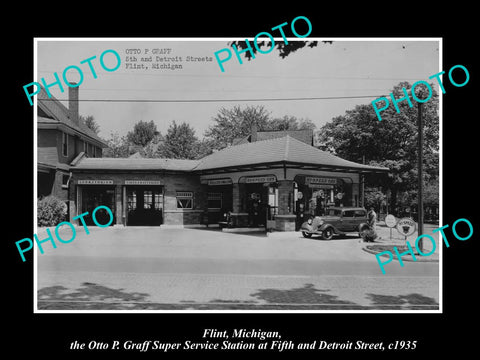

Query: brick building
69;133;388;230
37;86;108;201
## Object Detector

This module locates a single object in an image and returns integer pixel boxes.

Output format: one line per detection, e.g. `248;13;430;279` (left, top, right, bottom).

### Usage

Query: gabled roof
193;135;389;173
71;135;389;174
37;88;108;147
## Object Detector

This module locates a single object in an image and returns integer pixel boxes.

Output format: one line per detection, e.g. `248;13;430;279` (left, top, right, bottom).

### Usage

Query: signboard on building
77;179;113;185
305;177;338;185
308;184;334;189
208;178;232;186
245;175;276;184
125;180;162;185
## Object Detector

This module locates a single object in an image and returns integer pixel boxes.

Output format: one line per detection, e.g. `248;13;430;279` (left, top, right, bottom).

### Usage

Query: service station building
69;134;388;231
37;87;388;231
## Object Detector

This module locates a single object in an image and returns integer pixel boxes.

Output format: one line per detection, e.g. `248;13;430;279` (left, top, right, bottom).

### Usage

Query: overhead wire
39;95;384;103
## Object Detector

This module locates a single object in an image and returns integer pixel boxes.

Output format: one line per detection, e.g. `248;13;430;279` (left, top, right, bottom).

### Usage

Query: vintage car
300;207;371;240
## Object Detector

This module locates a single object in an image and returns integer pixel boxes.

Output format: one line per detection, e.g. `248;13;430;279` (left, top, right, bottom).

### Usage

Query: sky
35;38;440;140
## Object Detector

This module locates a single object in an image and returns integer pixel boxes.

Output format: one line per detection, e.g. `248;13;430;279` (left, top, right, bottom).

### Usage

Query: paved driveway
36;226;440;311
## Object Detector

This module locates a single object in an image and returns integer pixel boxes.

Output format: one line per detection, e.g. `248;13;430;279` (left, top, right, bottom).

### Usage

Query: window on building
62;132;68;157
154;192;163;210
127;191;137;210
176;191;193;209
83;141;87;154
208;193;222;209
144;190;153;209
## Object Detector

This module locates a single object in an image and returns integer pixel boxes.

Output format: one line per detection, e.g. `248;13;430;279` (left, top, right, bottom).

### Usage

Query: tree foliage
204;105;316;150
266;115;316;131
103;131;130;158
126;120;158;147
317;82;439;210
230;40;329;60
157;121;200;160
81;115;100;134
204;105;271;150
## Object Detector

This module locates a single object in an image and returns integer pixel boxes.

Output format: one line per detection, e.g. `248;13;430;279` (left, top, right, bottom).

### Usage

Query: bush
37;196;67;227
360;229;378;242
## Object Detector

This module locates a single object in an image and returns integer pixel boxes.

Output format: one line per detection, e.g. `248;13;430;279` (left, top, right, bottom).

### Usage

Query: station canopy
193;135;389;174
73;135;389;174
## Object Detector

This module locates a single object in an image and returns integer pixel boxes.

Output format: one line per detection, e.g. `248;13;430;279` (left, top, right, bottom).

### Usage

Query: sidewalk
360;223;440;262
36;226;440;311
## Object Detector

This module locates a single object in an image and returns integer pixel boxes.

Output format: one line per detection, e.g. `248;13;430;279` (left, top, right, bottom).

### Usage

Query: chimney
251;122;258;142
68;84;79;125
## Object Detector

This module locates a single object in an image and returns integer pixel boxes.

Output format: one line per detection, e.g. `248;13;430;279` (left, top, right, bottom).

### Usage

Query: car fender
300;222;314;232
357;222;370;232
319;223;341;234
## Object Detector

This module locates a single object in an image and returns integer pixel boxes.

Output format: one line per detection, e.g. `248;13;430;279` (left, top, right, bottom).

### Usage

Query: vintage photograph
34;38;440;312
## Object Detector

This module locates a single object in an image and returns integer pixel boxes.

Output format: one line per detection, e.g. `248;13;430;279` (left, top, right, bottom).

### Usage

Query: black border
7;6;477;357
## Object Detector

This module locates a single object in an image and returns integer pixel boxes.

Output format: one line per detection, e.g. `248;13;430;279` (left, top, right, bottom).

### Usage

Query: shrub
361;229;378;242
37;195;67;227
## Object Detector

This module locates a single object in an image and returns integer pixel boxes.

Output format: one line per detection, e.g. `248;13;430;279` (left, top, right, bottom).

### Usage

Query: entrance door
81;185;116;226
126;186;163;226
245;183;268;227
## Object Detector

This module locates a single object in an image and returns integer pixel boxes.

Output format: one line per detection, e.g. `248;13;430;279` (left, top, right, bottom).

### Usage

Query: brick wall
52;170;69;201
277;180;294;215
163;174;206;225
71;171;206;226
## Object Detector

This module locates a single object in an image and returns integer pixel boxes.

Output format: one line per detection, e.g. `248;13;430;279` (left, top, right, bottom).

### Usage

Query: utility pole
417;102;424;252
361;155;365;207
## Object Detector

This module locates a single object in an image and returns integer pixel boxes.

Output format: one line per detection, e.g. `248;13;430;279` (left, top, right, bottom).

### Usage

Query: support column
198;184;208;225
231;183;248;227
69;182;78;224
232;183;241;213
115;184;123;226
276;180;296;231
360;175;365;207
277;180;294;215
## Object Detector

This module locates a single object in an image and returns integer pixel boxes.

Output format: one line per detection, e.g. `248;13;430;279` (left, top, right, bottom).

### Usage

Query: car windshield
326;209;342;216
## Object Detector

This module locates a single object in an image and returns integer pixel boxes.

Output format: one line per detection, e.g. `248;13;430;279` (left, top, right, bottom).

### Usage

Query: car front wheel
302;231;313;238
321;227;334;240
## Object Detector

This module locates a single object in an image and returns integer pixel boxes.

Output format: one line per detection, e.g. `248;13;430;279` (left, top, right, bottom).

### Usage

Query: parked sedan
300;207;371;240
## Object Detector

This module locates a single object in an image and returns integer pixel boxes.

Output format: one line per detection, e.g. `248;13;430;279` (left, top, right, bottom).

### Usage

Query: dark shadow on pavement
38;282;150;309
366;293;439;310
37;283;439;311
250;283;364;309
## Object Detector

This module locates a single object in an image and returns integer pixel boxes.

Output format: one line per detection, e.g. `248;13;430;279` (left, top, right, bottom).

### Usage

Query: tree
317;81;439;211
204;105;271;150
103;131;130;158
230;40;330;60
142;132;164;158
266;115;316;131
158;121;200;160
81;115;100;134
126;120;158;147
364;188;387;212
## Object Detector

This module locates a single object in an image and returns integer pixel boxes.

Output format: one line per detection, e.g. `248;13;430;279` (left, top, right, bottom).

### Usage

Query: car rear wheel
321;227;334;240
302;231;313;238
358;224;370;237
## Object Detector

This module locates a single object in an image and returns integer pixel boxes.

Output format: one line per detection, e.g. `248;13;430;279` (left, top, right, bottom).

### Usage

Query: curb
360;241;439;263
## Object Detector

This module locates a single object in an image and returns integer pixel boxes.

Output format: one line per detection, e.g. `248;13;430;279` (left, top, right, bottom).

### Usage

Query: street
36;225;440;311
